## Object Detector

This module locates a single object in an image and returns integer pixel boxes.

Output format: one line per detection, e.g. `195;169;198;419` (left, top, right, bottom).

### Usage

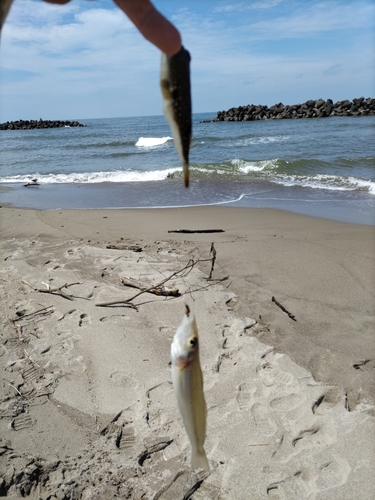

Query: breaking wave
135;137;172;147
0;168;179;184
273;174;375;194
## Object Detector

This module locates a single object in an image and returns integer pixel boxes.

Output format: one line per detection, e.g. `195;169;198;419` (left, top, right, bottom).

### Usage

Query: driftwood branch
13;305;54;322
37;282;82;301
120;276;180;297
24;181;40;187
106;245;142;252
96;255;214;308
168;229;224;234
272;296;296;321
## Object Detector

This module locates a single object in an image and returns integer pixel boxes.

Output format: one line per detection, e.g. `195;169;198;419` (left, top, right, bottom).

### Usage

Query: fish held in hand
171;305;209;472
160;46;192;188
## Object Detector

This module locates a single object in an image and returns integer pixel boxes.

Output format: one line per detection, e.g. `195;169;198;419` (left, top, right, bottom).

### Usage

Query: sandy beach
0;205;374;499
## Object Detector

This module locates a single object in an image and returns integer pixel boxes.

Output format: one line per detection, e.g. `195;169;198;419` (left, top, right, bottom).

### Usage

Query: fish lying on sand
171;305;209;472
160;46;192;188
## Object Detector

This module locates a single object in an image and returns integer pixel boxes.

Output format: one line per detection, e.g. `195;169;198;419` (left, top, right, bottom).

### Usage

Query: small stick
37;282;82;301
106;244;142;252
272;296;296;321
8;383;22;396
120;276;179;296
27;331;39;338
247;443;269;447
96;256;212;307
21;280;34;288
168;229;224;234
13;305;53;322
24;350;41;368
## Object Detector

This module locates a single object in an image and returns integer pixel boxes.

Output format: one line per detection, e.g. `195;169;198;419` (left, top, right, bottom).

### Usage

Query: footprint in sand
268;451;351;499
236;382;256;410
116;425;136;451
11;412;34;431
101;408;136;452
270;393;305;413
21;362;42;384
161;440;182;462
311;388;343;415
267;473;314;500
109;371;137;389
292;421;336;451
192;473;222;500
257;361;297;389
138;439;174;467
99;315;130;324
314;453;351;492
146;381;176;432
115;409;136;451
251;403;277;436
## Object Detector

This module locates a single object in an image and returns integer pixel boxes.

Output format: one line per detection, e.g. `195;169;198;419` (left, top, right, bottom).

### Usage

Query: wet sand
1;205;374;499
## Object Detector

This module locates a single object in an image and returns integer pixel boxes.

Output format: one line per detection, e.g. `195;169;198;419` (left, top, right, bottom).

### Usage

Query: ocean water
1;112;374;225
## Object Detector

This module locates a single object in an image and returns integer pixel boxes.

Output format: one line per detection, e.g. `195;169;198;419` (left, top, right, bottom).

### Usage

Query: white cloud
214;0;283;13
235;2;375;40
0;0;374;120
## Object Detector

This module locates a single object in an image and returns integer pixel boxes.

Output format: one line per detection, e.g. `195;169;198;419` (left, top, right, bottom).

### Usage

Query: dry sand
0;205;374;499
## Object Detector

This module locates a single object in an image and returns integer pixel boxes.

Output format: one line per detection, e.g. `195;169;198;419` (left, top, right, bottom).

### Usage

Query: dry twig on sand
106;245;142;252
120;276;180;297
13;305;54;322
96;252;216;308
272;296;297;321
23;349;41;368
168;229;224;233
36;282;82;301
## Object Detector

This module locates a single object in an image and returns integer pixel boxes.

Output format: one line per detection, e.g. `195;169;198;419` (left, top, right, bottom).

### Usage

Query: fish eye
189;337;198;347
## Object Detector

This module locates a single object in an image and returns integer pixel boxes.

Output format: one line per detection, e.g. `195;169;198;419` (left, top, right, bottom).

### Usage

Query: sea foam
135;137;172;147
273;174;375;193
0;168;179;184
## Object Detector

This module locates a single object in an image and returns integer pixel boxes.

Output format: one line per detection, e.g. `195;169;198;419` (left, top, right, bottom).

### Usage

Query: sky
1;0;374;121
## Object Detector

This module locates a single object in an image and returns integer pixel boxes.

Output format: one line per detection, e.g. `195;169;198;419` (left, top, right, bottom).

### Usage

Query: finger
113;0;181;55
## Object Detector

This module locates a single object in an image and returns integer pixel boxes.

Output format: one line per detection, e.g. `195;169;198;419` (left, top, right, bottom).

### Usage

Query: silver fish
171;305;209;471
160;46;192;188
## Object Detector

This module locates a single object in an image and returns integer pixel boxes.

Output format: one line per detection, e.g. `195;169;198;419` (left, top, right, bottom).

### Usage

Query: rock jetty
201;97;375;122
0;119;85;130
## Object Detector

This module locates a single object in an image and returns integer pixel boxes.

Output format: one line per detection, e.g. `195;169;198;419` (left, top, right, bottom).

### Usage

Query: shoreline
1;205;374;498
1;180;374;226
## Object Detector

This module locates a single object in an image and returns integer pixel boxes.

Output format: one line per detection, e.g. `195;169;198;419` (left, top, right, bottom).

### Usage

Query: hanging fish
160;46;192;188
171;305;209;471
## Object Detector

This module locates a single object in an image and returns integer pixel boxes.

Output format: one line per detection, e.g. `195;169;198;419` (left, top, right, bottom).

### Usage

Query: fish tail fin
191;448;210;472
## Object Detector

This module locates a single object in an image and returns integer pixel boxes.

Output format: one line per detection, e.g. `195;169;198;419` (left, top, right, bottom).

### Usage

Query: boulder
200;97;375;123
0;119;86;130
